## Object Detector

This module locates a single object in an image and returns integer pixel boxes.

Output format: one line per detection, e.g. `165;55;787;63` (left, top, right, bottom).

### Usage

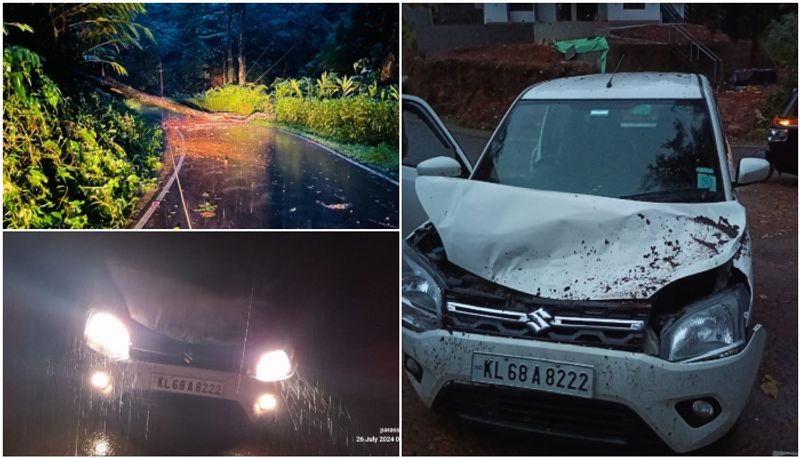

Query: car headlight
84;311;130;360
768;128;789;142
255;350;293;382
402;244;443;332
659;285;748;362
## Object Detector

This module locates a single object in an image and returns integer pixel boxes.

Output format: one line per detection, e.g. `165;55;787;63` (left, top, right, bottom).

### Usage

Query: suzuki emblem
526;307;553;334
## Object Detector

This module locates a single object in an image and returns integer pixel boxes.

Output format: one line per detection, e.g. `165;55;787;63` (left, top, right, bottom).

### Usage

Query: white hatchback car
402;73;771;452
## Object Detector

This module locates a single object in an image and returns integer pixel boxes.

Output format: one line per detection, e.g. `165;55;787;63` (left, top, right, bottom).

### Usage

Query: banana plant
336;75;358;98
289;78;303;98
316;71;337;99
366;81;378;98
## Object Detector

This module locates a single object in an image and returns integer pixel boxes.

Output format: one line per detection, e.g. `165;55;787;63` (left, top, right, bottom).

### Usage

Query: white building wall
484;3;509;23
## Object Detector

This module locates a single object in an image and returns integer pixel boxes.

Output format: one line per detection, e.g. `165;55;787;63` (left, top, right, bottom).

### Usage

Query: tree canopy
2;3;399;96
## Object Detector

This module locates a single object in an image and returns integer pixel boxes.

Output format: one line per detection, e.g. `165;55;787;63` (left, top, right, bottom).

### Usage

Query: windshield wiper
619;188;712;203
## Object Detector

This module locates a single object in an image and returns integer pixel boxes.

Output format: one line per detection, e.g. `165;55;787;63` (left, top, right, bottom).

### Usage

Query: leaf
3;22;34;35
760;374;780;398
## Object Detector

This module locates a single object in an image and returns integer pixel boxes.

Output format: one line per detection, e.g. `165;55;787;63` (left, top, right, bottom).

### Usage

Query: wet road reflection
4;301;396;456
143;120;398;229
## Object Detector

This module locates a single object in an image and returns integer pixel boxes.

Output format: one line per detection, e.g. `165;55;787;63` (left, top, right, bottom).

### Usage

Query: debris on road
760;374;781;398
193;201;217;218
316;201;353;211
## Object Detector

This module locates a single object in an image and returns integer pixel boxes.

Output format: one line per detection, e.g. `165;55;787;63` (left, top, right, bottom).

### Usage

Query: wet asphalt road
3;233;399;456
141;117;398;229
402;129;798;455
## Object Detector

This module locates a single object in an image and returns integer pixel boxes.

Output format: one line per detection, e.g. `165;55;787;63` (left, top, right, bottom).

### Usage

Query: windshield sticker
620;122;656;128
696;167;717;192
630;104;652;115
590;109;609;116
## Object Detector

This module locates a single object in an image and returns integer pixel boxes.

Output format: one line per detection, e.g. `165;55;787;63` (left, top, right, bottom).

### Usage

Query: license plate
150;373;224;397
471;353;594;398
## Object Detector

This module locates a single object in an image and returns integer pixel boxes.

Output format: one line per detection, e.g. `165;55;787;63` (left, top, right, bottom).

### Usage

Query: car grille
128;323;243;373
444;284;651;352
435;383;660;447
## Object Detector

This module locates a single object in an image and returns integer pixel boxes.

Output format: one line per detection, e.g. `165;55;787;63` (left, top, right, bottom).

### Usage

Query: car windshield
473;99;725;203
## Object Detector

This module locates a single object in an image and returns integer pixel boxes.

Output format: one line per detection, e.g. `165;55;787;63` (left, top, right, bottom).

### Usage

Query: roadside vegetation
3;7;163;228
192;72;399;176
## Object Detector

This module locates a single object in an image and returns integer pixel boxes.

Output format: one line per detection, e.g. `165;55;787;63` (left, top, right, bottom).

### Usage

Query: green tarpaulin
553;36;609;73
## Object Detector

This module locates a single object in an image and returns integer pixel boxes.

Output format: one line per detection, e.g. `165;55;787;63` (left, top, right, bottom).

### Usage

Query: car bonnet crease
415;176;747;301
107;260;267;346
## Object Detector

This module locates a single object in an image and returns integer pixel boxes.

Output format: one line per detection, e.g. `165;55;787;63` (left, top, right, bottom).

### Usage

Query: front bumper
403;325;766;453
84;356;285;422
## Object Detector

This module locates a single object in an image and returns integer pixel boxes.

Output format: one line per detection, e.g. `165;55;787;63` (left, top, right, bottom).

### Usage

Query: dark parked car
766;88;798;175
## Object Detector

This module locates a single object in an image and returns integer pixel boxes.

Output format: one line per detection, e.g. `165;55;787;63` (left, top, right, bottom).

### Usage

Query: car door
402;95;472;236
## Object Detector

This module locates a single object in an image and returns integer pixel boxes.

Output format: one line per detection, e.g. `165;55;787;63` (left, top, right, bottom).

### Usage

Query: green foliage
315;72;338;99
314;4;398;79
274;95;397;146
49;3;154;76
3;22;33;35
3;46;163;228
194;70;399;167
764;12;798;83
191;83;270;115
335;75;358;97
253;119;398;175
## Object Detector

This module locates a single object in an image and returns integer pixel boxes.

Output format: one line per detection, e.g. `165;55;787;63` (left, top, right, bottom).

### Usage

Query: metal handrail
666;23;723;82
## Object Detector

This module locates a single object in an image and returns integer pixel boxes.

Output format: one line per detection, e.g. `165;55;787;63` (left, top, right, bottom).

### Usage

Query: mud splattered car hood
416;176;747;300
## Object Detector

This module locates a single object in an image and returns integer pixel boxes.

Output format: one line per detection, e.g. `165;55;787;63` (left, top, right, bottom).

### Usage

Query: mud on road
402;137;797;455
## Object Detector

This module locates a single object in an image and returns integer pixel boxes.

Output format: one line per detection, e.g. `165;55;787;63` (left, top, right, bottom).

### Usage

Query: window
556;3;572;21
623;4;646;10
402;103;456;168
473;99;724;203
576;3;597;21
508;3;534;12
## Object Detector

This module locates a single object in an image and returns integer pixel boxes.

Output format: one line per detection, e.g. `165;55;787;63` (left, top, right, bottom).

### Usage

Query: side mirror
734;157;772;187
417;156;462;177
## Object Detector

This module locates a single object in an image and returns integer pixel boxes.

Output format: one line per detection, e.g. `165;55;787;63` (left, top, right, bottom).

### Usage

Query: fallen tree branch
78;71;274;122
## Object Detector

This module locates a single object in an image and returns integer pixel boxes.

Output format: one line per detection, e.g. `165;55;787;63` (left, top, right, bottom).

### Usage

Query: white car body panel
521;72;703;100
91;358;280;422
402;325;766;453
415;176;748;301
401;95;472;236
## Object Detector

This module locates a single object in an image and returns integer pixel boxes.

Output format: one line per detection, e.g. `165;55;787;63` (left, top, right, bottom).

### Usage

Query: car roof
521;72;704;100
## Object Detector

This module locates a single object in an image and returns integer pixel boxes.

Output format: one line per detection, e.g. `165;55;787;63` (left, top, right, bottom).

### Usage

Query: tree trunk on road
80;72;274;122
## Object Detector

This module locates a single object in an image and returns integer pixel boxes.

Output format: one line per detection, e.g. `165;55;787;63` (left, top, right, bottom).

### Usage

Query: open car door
402;95;472;236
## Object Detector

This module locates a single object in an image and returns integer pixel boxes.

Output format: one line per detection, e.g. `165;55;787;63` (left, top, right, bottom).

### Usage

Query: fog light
404;354;423;382
692;400;715;419
257;393;277;411
675;397;721;427
90;371;111;390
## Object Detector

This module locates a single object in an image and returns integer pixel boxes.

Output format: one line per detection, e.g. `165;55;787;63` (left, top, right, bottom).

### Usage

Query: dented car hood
416;177;747;300
107;261;268;346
